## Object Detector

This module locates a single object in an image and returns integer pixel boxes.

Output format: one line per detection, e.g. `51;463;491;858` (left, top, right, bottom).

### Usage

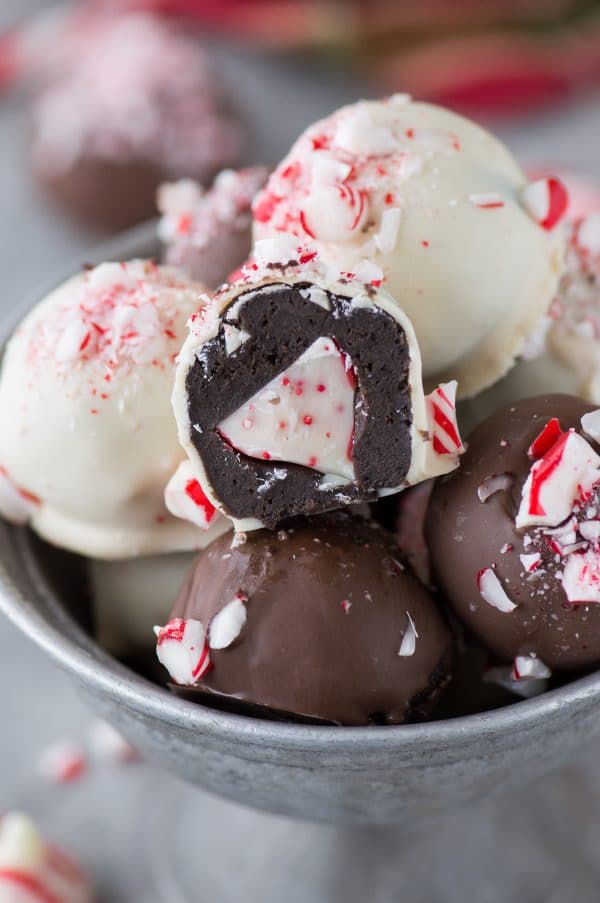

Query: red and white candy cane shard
164;460;217;529
519;552;542;573
398;611;418;657
513;655;552;681
561;548;600;604
37;741;88;785
477;567;517;613
581;409;600;444
516;429;600;529
208;595;248;649
477;472;513;503
522;177;569;231
527;417;562;459
154;618;211;686
426;381;464;457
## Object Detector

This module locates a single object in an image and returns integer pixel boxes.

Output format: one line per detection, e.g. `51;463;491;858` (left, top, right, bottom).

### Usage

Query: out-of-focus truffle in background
106;0;600;117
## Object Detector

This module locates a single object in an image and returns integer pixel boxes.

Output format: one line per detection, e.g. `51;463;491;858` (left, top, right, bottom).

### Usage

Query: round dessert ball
154;512;453;726
0;260;228;559
253;96;565;397
158;168;269;288
426;394;600;672
171;263;464;532
29;14;241;231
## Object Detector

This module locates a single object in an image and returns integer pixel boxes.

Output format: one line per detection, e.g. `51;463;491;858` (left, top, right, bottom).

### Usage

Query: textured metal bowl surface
1;223;600;825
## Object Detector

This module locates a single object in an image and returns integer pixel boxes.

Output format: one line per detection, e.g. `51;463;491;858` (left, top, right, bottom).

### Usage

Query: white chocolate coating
253;97;565;397
172;257;463;532
0;260;226;558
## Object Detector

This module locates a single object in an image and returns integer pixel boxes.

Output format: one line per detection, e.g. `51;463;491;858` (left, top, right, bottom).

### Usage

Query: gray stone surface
1;1;600;900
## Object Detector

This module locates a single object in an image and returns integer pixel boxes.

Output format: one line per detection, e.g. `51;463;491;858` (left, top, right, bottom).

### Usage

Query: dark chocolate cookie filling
185;282;413;528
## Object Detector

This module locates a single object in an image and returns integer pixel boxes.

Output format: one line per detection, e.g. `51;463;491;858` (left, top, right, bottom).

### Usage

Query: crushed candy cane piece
209;595;247;649
155;618;211;686
477;567;517;613
164;461;217;529
477;472;513;503
516;430;600;529
38;740;88;784
520;553;542;573
425;381;464;457
581;409;600;444
561;549;600;604
528;417;562;459
513;655;552;680
522;177;568;230
398;612;418;656
469;193;504;209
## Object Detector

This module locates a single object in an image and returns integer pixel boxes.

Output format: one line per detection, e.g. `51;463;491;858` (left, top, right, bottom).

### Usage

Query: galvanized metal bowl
1;223;599;826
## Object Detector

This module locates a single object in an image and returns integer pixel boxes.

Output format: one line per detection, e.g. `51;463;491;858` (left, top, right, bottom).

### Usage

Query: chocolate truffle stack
153;96;573;724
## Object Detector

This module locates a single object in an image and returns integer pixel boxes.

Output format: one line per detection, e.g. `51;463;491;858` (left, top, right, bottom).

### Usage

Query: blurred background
1;1;600;900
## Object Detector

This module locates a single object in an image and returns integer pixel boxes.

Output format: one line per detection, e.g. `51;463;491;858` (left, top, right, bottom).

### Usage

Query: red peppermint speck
79;331;91;352
311;134;330;150
156;514;167;524
164;328;177;339
281;162;301;180
178;214;192;235
340;599;352;614
299;209;316;239
90;409;99;415
325;431;332;439
303;415;313;425
317;383;326;393
421;240;430;248
279;421;287;430
299;251;317;264
281;376;290;387
254;192;281;224
262;451;271;460
385;193;394;205
295;387;303;396
405;128;415;139
308;456;318;467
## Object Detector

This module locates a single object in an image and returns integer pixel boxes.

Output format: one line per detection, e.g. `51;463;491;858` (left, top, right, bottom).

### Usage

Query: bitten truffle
154;511;453;726
426;394;600;673
170;252;464;532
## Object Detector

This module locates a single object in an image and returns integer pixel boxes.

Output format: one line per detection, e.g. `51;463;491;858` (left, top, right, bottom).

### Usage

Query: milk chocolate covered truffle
171;250;464;531
154;512;453;726
426;395;600;672
0;260;228;558
29;14;241;230
158;168;269;288
253;96;566;397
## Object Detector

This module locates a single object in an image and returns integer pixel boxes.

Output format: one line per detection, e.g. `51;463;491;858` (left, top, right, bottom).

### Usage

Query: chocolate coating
426;394;600;670
185;282;413;529
168;512;453;726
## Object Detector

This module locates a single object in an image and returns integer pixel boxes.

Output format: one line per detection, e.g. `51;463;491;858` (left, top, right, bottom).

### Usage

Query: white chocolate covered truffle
0;260;226;558
253;96;566;397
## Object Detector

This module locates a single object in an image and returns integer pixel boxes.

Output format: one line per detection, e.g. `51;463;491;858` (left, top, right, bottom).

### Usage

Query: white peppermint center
218;336;356;480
